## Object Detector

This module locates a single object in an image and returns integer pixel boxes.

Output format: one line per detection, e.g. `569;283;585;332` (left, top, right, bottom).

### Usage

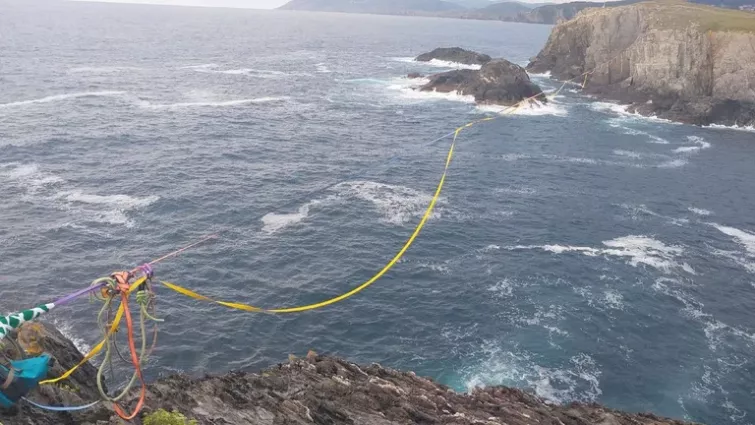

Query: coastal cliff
0;323;696;425
527;0;755;126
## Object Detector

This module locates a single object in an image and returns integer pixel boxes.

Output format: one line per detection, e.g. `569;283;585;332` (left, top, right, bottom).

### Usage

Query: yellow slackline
158;113;519;314
41;277;147;385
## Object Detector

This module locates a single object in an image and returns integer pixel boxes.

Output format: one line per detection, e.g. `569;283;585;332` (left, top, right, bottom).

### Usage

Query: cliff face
527;1;755;126
0;323;697;425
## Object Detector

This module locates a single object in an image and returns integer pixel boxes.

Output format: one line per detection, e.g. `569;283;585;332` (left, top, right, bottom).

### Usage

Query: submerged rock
416;47;492;65
421;59;547;106
0;322;697;425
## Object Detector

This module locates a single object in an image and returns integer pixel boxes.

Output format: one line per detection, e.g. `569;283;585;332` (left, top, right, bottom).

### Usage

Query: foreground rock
422;59;547;106
526;1;755;126
416;47;492;65
0;323;696;425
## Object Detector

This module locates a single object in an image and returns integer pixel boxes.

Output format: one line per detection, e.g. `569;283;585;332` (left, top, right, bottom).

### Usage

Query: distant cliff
278;0;639;24
527;0;755;126
278;0;464;14
1;322;697;425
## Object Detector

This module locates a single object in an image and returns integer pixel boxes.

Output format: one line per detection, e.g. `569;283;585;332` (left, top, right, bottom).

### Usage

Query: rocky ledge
0;322;698;425
415;47;492;65
526;1;755;127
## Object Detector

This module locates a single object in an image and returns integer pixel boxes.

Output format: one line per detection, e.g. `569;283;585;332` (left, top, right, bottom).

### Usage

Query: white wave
0;91;125;109
478;99;568;117
495;186;536;195
60;191;160;209
1;163;156;228
613;150;643;159
688;207;712;216
590;101;629;115
137;96;288;109
52;318;91;355
260;180;441;233
511;235;689;274
179;63;218;70
426;59;482;70
315;63;332;73
594;101;679;126
464;343;601;404
0;163;64;192
57;191;159;227
705;123;755;133
499;153;531;162
416;262;450;274
657;158;688;168
673;136;711;154
261;199;324;234
703;319;755;351
603;290;624;310
652;277;706;319
711;224;755;257
392;79;475;103
391;57;481;70
333;180;440;226
543;326;569;336
185;64;309;78
487;278;519;298
216;68;254;75
69;66;141;73
528;70;551;78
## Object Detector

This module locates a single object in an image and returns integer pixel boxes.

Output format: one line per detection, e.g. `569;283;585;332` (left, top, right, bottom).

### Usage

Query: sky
72;0;290;8
72;0;607;8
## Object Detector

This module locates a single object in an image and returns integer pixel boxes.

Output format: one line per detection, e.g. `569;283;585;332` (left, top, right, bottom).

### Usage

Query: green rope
96;300;146;403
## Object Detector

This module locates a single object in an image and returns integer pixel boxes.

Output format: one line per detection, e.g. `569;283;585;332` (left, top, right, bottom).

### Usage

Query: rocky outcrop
421;59;547;105
416;47;492;65
527;1;755;126
0;322;697;425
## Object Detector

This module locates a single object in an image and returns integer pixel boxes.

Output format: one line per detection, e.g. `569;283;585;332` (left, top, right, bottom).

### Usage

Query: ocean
1;1;755;423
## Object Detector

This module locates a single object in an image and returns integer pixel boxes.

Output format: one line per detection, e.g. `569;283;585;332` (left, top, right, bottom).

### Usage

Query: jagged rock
416;47;492;65
526;1;755;126
407;72;425;79
1;323;698;425
421;59;547;106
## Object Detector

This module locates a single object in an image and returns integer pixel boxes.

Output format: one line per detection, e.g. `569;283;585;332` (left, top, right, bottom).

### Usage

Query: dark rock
1;323;700;425
415;47;492;65
407;72;425;79
421;59;546;106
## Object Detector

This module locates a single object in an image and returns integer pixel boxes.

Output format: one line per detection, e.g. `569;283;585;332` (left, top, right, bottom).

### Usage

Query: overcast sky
74;0;291;8
75;0;605;8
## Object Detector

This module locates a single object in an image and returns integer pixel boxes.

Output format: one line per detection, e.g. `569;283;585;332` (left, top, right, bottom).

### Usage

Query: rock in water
526;1;755;126
415;47;492;65
421;59;547;106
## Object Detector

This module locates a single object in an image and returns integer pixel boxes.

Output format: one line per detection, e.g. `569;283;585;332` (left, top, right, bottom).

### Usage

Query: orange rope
111;290;147;421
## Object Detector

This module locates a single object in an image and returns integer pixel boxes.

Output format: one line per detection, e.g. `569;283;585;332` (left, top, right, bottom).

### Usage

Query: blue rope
22;397;100;412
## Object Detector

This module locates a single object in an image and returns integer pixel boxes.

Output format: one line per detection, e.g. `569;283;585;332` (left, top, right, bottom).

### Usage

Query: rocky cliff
0;323;698;425
527;0;755;126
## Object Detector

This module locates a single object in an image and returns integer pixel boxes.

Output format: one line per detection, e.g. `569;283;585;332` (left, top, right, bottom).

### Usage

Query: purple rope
53;281;108;307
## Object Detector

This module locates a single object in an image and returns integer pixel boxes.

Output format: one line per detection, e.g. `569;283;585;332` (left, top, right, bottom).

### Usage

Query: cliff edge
0;323;698;425
527;0;755;126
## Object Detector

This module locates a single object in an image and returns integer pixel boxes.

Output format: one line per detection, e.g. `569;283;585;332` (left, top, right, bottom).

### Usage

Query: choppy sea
2;1;755;423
